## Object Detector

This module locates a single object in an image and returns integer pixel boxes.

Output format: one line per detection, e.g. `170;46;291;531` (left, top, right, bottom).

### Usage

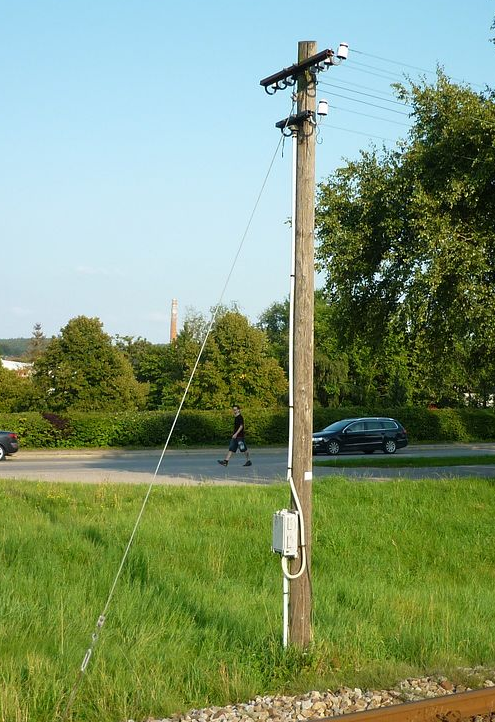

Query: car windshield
320;419;354;433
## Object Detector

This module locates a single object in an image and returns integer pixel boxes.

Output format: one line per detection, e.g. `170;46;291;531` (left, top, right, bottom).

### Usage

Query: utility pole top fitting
260;48;334;94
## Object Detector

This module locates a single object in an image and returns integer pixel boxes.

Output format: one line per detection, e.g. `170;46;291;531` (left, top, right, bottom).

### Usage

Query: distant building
1;359;33;377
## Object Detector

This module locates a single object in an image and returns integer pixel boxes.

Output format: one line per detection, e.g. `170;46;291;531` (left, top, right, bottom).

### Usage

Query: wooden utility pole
261;38;345;649
289;40;317;647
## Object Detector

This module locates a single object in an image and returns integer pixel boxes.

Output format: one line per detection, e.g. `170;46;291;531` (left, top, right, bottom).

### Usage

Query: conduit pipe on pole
283;126;298;648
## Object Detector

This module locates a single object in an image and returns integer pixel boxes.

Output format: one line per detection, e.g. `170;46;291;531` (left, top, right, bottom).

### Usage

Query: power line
331;104;412;127
351;48;437;76
346;59;404;81
319;79;412;108
321;122;399;143
323;89;410;116
342;63;410;84
322;77;413;104
351;47;486;89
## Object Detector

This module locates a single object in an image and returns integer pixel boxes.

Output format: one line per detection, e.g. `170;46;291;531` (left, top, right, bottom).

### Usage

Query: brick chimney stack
170;298;178;342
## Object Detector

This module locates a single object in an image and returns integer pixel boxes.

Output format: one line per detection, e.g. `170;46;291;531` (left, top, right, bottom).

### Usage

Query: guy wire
60;116;288;722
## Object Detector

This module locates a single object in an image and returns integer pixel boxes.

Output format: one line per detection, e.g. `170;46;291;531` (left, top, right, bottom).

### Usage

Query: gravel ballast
142;672;495;722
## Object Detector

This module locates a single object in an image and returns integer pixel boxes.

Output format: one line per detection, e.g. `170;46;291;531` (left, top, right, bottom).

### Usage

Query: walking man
218;405;252;467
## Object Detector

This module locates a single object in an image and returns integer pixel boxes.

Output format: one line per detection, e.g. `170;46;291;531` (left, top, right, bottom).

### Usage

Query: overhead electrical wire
317;44;487;149
343;65;413;84
323;76;404;98
316;70;412;144
351;48;437;76
319;79;413;107
330;104;412;127
351;47;487;89
321;122;400;144
345;59;404;82
321;88;410;116
315;47;435;147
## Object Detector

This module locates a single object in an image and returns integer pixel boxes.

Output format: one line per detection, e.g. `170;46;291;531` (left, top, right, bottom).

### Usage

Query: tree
316;72;495;406
32;316;148;411
257;299;290;373
313;292;349;407
114;335;175;410
0;338;30;358
26;323;47;362
259;295;349;407
162;309;287;409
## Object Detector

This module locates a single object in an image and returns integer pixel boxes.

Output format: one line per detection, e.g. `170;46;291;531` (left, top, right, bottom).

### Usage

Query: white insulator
317;99;329;117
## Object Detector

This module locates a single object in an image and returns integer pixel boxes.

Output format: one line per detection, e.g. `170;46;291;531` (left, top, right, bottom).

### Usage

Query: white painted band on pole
304;471;312;481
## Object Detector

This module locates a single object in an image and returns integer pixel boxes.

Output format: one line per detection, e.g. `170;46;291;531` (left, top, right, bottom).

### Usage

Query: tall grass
1;477;495;721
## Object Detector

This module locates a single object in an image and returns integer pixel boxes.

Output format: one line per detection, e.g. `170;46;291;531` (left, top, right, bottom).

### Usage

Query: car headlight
313;437;324;442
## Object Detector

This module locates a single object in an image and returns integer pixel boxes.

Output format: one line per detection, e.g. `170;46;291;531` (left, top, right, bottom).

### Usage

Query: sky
1;1;494;344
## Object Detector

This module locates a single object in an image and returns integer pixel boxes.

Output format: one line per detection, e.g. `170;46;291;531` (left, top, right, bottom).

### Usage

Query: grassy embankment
2;476;495;722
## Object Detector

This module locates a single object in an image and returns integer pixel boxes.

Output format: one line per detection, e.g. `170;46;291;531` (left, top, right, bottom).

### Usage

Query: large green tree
162;309;287;409
32;316;148;411
258;294;348;407
316;72;495;406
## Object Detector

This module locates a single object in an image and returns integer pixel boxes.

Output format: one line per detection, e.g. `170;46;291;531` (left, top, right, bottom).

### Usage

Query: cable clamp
80;648;92;673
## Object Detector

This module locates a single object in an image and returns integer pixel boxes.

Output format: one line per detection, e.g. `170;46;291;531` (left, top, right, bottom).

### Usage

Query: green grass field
1;476;495;722
313;454;495;468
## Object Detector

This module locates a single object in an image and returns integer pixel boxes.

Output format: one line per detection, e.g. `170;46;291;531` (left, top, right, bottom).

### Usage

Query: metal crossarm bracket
260;48;334;93
275;110;314;131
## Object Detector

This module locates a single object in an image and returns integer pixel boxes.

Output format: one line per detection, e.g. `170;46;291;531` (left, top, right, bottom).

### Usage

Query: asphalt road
1;444;495;484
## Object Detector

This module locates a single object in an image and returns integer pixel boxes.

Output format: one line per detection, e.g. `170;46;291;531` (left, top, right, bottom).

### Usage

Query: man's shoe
243;460;252;467
217;459;228;466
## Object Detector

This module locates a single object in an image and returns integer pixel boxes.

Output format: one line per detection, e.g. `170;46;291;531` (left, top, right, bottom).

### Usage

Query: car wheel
0;445;5;461
383;439;397;454
327;440;340;455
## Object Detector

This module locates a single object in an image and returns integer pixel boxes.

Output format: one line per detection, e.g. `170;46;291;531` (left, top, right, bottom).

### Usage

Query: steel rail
317;686;495;722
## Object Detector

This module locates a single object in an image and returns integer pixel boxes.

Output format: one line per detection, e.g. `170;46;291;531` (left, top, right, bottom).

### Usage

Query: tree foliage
0;365;34;412
114;336;175;409
257;294;348;407
32;316;148;411
0;338;30;358
316;72;495;406
160;309;288;410
257;299;290;373
26;323;48;362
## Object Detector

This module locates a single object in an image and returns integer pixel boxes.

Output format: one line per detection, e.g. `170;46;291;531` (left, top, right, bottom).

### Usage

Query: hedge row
1;407;495;450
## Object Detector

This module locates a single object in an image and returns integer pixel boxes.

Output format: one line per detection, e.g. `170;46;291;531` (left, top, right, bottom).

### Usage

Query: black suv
0;431;19;460
312;417;408;456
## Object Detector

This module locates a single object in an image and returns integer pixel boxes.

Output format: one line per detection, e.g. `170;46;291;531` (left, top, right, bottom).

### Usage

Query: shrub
1;406;495;449
0;412;56;448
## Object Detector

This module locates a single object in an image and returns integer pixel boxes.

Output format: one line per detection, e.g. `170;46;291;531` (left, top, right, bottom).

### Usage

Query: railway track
324;686;495;721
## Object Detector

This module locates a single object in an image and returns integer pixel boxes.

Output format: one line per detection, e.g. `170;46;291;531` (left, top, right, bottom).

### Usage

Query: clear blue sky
1;1;493;343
